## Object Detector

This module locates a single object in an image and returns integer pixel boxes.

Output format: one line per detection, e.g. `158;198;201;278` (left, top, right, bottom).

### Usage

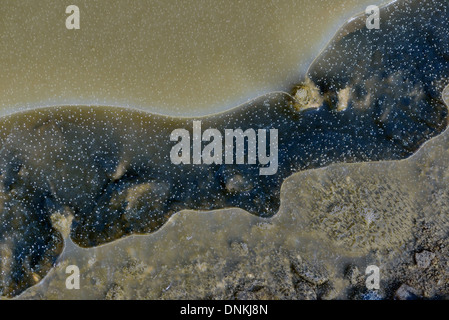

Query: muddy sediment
15;117;449;299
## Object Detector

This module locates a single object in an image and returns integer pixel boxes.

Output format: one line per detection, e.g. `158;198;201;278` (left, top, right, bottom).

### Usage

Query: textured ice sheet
2;0;449;297
15;104;449;299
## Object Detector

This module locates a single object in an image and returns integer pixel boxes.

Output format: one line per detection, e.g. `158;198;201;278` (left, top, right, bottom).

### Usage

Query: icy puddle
17;96;449;299
2;0;449;298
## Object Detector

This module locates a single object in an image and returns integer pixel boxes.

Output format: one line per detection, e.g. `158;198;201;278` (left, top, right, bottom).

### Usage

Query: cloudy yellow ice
0;0;384;117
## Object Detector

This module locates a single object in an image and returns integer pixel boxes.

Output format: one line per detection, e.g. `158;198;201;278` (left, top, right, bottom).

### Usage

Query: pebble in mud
225;173;253;193
415;251;436;269
2;0;449;297
394;284;422;300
